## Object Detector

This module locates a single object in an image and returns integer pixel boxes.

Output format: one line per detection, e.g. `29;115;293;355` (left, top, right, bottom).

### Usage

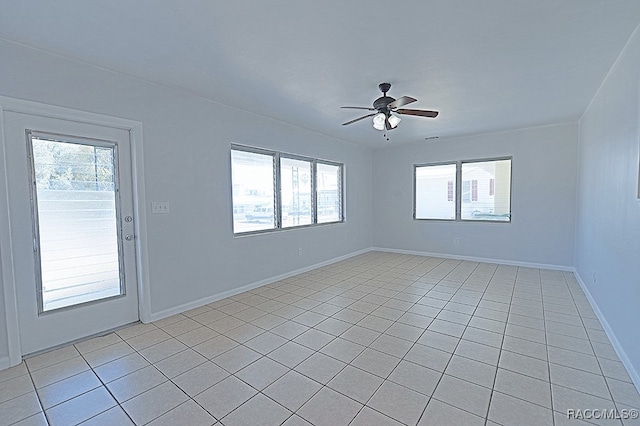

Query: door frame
0;96;151;369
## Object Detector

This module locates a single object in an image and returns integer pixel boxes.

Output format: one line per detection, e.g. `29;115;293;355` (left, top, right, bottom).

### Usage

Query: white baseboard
573;269;640;393
371;247;574;271
149;246;640;394
0;355;10;371
147;248;372;323
149;246;573;323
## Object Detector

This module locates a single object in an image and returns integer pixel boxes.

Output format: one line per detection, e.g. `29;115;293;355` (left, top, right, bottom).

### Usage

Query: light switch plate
152;201;170;214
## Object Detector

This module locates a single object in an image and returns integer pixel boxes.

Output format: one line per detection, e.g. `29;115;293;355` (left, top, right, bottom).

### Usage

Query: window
281;156;313;228
414;163;456;220
29;134;124;311
231;149;276;233
415;157;511;222
231;145;344;234
461;159;511;221
316;162;343;224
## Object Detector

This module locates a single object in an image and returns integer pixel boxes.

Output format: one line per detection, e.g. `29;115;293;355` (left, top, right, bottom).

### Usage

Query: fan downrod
373;82;395;111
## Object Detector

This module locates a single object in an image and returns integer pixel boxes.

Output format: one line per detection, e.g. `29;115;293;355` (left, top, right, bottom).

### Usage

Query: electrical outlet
453;237;459;245
298;248;302;256
152;201;170;214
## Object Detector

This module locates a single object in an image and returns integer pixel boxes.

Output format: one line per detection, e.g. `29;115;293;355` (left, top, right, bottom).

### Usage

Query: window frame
413;160;457;221
315;159;344;225
279;153;314;229
414;156;512;223
230;145;278;233
231;144;344;236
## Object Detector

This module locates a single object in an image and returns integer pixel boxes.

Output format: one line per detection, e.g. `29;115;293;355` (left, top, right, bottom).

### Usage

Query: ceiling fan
341;82;438;131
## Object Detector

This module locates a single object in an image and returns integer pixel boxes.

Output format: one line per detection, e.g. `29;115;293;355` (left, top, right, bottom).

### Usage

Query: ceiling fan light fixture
342;83;438;133
388;114;401;128
372;112;386;130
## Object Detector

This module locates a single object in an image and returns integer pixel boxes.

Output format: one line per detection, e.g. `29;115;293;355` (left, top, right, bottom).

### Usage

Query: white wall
0;250;9;368
575;24;640;384
3;26;639;385
372;123;578;268
0;41;373;361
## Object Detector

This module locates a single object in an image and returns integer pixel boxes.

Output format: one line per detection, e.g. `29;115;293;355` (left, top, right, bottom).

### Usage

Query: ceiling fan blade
387;96;417;110
342;113;376;126
340;106;376;111
396;108;439;118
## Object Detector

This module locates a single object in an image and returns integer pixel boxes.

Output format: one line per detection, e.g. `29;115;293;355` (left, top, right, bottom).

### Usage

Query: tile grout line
164;254;442;425
539;267;556;426
291;255;459;425
297;255;452;425
9;252;637;426
456;262;505;426
560;270;622;420
75;341;138;426
343;258;461;425
22;356;48;425
411;260;497;425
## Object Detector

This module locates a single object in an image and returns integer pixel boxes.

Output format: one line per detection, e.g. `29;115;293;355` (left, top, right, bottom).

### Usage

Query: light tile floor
1;252;639;425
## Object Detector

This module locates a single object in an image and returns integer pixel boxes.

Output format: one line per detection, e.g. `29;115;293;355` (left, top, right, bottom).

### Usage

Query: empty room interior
0;1;639;425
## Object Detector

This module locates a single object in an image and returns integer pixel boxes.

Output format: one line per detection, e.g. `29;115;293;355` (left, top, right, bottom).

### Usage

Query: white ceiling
1;1;640;147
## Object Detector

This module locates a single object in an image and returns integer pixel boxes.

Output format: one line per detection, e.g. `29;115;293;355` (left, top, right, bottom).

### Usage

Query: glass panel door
29;134;124;312
3;110;139;355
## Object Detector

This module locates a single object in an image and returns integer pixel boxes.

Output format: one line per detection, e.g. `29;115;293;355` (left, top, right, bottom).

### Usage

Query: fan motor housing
373;96;395;111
